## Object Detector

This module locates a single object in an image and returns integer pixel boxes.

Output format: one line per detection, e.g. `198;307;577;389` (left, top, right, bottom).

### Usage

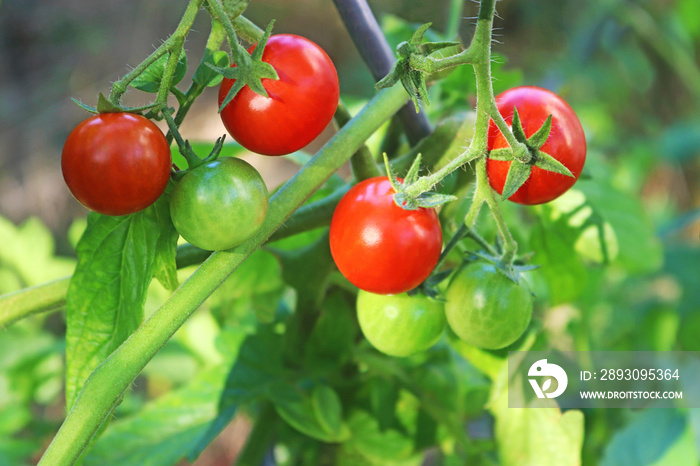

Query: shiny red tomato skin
218;34;339;156
329;177;443;295
62;112;172;216
486;86;586;205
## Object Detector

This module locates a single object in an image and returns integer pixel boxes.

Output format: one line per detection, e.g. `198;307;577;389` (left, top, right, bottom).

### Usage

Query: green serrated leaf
534;150;573;177
65;204;167;409
527;114;552;149
488;148;515;162
500;161;532;200
130;52;188;93
193;51;230;88
511;107;528;143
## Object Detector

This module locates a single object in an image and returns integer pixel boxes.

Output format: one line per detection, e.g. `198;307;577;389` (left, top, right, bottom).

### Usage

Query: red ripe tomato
62;112;172;216
329;177;442;295
218;34;340;156
486;86;586;205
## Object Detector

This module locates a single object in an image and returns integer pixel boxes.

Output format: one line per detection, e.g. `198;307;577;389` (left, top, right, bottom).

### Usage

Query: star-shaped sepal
375;23;460;112
489;108;575;200
205;20;280;113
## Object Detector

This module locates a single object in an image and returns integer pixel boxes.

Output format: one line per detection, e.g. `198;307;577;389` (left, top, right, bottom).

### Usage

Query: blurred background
1;0;699;464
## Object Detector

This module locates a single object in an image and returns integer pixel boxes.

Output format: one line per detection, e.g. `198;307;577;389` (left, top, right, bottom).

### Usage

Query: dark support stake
333;0;432;145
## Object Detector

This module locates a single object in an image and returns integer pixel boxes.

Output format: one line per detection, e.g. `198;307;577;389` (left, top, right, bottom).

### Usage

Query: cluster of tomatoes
61;32;585;357
329;86;585;356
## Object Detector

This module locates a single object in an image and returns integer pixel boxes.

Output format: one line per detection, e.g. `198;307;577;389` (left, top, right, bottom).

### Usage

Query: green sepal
420;40;461;55
527;114;552;149
96;93;125;113
488;148;515;162
511;107;528;143
410;22;432;46
210;20;279;113
404;153;423;185
71;99;98;114
533;150;574;177
501;160;532;200
414;192;458;208
382;152;402;194
74;93;159;115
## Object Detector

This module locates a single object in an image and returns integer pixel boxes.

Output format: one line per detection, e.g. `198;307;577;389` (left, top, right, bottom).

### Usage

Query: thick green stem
236;403;277;466
474;158;517;263
0;278;69;328
206;0;249;62
109;0;204;104
37;85;408;466
335;102;381;181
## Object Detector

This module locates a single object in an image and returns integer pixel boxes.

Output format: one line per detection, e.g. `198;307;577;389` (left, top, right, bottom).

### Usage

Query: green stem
109;0;204;105
206;0;249;62
335;102;381;181
236;403;277;466
446;0;465;39
475;158;517;263
233;15;264;43
37;85;408;466
0;278;69;328
2;183;350;329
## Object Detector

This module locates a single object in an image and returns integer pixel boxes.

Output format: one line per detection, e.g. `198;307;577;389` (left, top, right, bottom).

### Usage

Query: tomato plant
486;86;586;205
170;157;268;251
8;0;691;464
218;34;340;156
329;176;443;295
445;261;533;349
61;112;172;216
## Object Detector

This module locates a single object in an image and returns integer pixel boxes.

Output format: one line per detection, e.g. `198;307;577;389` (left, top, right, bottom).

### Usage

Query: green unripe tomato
170;157;268;251
357;291;446;357
445;262;532;349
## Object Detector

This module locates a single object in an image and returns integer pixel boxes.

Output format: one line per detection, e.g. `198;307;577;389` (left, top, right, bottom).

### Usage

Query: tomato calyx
489;107;575;200
71;93;159;115
207;20;279;112
467;250;539;287
376;22;460;111
383;153;457;211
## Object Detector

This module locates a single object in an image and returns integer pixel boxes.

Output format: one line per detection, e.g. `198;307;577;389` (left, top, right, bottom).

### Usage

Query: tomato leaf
601;409;696;466
130;52;188;93
64;203;166;409
491;376;584;466
84;363;236;466
533;150;574;177
269;382;350;442
152;188;179;291
192;51;230;89
501;161;532;200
